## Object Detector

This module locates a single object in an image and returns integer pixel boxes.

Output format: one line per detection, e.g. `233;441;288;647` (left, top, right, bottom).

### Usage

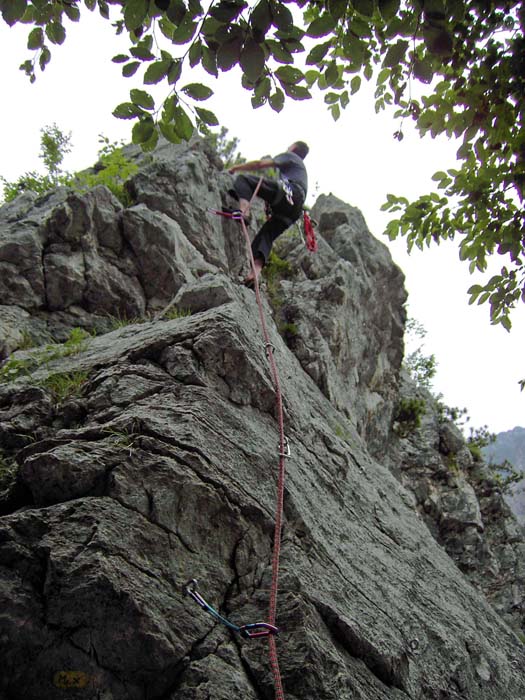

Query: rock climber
227;141;309;287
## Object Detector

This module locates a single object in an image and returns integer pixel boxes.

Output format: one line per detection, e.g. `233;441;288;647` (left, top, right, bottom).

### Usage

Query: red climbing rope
239;179;287;700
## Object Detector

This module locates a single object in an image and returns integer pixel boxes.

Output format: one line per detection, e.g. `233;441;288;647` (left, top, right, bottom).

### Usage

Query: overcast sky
1;8;524;435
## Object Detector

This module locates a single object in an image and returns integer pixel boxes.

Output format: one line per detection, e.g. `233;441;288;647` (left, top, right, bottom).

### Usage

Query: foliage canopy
1;0;524;327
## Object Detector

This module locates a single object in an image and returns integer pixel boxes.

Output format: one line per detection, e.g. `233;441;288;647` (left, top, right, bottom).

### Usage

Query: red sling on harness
303;211;317;253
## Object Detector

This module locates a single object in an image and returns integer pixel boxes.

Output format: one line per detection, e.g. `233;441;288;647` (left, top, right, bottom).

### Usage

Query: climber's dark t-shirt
273;152;308;196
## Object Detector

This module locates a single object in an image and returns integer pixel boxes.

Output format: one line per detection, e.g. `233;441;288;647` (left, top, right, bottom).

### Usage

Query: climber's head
288;141;309;159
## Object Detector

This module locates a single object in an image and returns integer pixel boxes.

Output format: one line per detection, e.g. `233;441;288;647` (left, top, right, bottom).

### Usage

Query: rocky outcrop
385;373;525;637
1;137;524;700
484;426;525;525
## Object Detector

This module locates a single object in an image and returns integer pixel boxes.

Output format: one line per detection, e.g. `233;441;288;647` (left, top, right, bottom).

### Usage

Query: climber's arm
228;158;274;175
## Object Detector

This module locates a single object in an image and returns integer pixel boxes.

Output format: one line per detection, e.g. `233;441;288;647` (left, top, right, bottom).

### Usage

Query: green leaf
123;61;141;77
306;14;336;38
271;1;293;30
168;60;183;84
132;117;155;145
130;45;155;60
250;0;272;36
343;36;365;66
195;107;219;126
189;40;202;67
27;27;44;50
173;105;194;141
144;60;171;84
113;102;145;119
124;0;149;31
1;0;27;26
269;88;285;112
325;61;338;87
130;89;155;110
500;315;511;332
413;57;433;84
159;120;181;143
282;83;311;100
304;69;319;87
255;76;271;98
330;103;341;120
201;46;218;76
377;0;399;20
166;0;186;24
240;38;265;82
352;0;375;16
172;17;198;44
350;75;361;94
181;82;213;100
46;21;66;45
328;0;348;21
63;3;81;21
112;54;130;63
306;40;332;65
98;0;110;19
142;126;160;152
324;92;339;104
162;95;177;122
423;25;453;57
383;39;409;68
217;37;243;71
265;39;293;63
188;0;204;16
210;0;247;22
275;65;304;85
39;46;51;70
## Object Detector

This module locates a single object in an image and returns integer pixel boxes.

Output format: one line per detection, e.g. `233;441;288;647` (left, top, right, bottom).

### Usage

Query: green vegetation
0;451;18;492
263;250;294;294
466;424;496;461
393;397;427;437
205;126;245;168
38;370;89;404
1;127;138;207
467;426;525;492
261;250;298;343
73;135;139;206
0;123;71;202
3;0;523;327
107;314;149;330
0;327;93;384
403;318;437;390
164;306;192;321
0;357;38;383
103;425;140;452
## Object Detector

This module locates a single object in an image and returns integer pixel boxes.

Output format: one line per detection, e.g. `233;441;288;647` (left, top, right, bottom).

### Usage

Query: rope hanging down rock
237;178;288;700
184;178;289;700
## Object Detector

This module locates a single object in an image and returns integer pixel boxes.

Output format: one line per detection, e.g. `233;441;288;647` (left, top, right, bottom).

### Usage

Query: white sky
1;8;524;434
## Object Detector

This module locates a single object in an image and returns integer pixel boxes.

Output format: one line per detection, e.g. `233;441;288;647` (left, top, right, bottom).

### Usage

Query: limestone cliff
1;138;524;700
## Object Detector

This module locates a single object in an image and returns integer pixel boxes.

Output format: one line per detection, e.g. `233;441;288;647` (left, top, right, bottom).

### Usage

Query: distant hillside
483;426;525;524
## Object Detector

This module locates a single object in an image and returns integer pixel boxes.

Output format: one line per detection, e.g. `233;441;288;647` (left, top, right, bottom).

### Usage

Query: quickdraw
183;579;279;640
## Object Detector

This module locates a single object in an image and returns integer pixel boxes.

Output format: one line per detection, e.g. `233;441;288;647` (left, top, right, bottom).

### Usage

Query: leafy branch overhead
2;0;524;327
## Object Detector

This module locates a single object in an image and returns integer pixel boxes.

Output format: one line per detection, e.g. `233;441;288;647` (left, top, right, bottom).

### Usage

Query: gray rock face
1;138;524;700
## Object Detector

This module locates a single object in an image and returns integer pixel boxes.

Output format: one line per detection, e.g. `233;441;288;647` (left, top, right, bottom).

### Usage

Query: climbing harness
183;579;279;639
186;176;288;700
